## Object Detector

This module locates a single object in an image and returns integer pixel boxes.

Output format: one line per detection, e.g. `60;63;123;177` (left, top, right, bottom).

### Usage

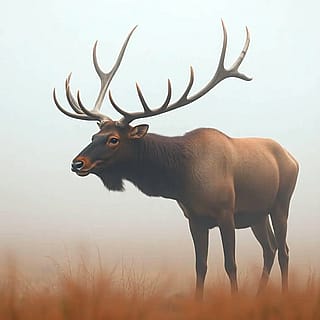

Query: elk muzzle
71;159;90;176
71;156;104;176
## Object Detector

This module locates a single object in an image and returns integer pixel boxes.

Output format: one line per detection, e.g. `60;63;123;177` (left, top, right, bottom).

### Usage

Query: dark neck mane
96;133;191;199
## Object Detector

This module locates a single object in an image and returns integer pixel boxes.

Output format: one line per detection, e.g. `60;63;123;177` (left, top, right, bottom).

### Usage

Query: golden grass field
0;257;319;320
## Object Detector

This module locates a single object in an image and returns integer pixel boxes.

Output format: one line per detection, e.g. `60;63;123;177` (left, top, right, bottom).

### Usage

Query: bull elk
53;22;299;298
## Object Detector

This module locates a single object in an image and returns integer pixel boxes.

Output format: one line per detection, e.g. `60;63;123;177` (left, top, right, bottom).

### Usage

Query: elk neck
98;132;192;199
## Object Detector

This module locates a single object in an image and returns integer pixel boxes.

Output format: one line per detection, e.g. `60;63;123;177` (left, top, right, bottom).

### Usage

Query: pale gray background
0;0;319;285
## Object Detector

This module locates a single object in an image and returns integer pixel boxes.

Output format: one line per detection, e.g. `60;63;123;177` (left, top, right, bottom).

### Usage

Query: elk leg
189;219;209;300
251;215;277;294
270;202;289;292
219;214;238;293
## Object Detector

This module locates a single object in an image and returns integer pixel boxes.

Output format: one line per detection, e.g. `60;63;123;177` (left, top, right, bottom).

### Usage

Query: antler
53;26;137;123
110;20;251;125
54;22;251;126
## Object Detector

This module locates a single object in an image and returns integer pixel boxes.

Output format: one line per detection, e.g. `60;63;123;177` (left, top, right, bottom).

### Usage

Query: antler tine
93;41;104;78
64;74;82;114
76;90;112;121
159;79;172;110
53;88;94;121
136;83;152;113
228;26;252;81
65;74;87;115
217;20;228;71
93;26;138;113
174;66;195;104
111;21;251;125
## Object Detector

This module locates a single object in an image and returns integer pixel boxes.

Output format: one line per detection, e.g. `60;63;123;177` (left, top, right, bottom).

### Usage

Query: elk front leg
189;219;209;300
219;213;238;293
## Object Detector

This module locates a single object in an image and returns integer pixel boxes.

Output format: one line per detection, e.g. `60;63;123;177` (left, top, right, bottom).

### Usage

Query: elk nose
71;160;85;172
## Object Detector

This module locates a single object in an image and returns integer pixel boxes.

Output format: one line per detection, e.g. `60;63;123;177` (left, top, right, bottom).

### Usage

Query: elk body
54;22;299;298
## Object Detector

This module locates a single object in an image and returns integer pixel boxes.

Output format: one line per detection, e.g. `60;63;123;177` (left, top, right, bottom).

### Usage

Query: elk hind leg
251;215;277;294
219;214;238;293
270;202;290;292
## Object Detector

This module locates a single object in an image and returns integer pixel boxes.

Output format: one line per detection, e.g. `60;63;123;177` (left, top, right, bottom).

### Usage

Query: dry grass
0;259;319;320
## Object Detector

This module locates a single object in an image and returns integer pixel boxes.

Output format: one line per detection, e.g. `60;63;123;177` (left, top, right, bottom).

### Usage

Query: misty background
0;0;319;286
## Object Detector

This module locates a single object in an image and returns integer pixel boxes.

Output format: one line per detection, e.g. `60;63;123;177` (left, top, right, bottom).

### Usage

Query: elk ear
129;124;149;139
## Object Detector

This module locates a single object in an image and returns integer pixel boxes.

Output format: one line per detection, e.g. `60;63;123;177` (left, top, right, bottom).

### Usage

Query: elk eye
108;137;119;145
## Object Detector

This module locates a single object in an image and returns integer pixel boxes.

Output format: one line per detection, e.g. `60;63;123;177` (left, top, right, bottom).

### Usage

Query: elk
53;22;299;298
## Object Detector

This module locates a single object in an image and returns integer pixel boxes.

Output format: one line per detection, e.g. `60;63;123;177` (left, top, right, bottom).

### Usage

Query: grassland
0;258;319;320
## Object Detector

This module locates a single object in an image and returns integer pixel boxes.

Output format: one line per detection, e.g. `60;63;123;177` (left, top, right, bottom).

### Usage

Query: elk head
53;21;251;186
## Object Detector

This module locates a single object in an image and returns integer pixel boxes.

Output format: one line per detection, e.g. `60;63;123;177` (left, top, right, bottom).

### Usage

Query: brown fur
72;121;299;298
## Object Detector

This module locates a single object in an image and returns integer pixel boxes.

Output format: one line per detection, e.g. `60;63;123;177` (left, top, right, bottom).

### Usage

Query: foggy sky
0;0;319;281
